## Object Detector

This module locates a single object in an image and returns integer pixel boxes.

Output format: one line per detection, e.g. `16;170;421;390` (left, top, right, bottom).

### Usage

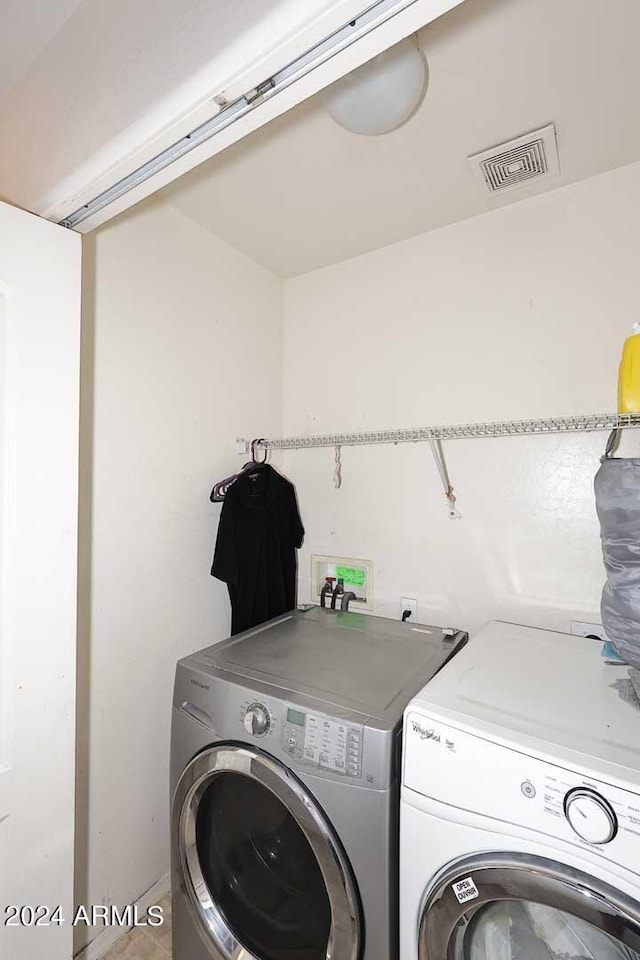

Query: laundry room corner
6;1;640;959
74;197;284;958
281;161;640;635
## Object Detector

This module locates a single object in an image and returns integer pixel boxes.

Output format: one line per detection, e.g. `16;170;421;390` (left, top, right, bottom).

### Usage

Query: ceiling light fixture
325;37;427;136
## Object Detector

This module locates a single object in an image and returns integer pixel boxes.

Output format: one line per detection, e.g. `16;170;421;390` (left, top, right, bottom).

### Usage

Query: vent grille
468;124;559;194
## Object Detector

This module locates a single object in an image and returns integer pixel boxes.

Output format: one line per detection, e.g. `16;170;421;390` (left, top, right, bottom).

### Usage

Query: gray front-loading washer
170;606;467;960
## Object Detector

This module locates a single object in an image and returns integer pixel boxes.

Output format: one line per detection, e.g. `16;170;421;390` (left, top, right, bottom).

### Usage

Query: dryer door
173;742;361;960
418;853;640;960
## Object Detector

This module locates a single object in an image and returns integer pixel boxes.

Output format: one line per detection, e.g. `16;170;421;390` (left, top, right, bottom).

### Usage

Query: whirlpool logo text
411;722;441;742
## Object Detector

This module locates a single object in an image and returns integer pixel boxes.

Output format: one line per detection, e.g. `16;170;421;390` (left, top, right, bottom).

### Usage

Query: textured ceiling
164;0;640;277
0;0;84;101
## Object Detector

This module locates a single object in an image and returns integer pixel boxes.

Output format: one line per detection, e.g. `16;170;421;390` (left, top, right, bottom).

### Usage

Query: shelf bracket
429;439;461;519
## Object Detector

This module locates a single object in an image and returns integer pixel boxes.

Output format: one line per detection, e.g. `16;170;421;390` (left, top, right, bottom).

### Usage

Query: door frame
172;742;362;960
0;200;81;960
418;852;640;959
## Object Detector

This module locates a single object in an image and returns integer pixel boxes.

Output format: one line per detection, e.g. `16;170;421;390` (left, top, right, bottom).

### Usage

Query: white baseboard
73;872;171;960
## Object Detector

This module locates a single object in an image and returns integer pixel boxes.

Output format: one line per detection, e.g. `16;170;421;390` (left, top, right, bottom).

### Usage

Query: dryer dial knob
243;704;270;737
564;788;617;845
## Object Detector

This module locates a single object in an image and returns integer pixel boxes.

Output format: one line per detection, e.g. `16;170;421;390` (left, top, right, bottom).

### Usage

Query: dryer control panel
404;711;640;875
281;705;363;778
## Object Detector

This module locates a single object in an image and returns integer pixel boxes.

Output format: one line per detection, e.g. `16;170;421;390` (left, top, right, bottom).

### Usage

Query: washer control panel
281;705;363;778
404;711;640;874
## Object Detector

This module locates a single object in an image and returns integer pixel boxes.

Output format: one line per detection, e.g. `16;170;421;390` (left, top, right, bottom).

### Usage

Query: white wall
283;160;640;636
76;199;282;954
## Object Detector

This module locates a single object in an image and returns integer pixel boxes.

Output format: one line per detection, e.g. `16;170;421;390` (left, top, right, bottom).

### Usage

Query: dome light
325;38;428;136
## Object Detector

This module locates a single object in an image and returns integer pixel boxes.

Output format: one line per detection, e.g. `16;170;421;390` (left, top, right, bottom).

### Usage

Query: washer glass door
419;854;640;960
173;743;361;960
197;770;330;958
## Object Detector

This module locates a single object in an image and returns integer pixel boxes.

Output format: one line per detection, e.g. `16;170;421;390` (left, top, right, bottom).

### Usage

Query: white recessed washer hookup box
311;555;373;608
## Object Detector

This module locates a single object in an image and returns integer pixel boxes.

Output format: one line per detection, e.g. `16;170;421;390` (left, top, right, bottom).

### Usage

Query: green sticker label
336;565;366;587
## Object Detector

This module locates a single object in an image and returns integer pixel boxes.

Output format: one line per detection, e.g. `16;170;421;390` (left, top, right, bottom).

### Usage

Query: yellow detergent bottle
618;322;640;412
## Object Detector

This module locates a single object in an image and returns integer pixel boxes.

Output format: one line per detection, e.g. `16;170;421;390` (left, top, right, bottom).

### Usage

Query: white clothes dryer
400;620;640;960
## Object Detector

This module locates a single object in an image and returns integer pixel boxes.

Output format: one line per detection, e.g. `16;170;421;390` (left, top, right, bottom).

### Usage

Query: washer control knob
564;788;617;845
243;703;270;737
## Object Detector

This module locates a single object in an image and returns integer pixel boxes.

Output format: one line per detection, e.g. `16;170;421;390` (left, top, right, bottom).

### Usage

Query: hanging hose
331;579;344;609
333;445;342;489
320;581;333;608
340;592;357;611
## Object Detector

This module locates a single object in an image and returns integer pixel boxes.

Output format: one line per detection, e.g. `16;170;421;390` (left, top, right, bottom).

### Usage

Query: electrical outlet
570;621;607;643
401;598;418;622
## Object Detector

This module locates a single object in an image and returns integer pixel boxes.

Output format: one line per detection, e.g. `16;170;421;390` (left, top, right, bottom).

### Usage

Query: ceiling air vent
468;123;559;194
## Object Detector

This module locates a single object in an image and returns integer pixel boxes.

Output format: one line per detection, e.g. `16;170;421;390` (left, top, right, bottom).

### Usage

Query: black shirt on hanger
211;463;304;635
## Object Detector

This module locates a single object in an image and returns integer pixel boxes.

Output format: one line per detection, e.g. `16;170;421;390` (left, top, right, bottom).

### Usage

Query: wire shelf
247;412;640;451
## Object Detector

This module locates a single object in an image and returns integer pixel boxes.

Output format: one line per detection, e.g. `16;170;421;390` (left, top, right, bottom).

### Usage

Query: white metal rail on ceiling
58;0;444;231
236;412;640;518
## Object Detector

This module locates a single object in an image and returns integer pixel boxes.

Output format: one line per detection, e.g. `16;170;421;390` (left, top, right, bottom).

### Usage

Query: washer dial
564;788;617;844
243;703;270;737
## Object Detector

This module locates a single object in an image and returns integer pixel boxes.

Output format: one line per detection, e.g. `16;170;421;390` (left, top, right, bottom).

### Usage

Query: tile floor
105;892;172;960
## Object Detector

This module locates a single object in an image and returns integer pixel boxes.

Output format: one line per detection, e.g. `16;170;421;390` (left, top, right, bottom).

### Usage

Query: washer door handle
179;701;215;732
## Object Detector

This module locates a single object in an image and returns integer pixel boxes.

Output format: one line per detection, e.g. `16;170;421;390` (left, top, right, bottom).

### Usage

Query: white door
0;201;81;960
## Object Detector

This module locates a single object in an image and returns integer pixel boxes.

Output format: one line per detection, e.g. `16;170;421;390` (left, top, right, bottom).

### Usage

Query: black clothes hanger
210;439;268;502
244;438;269;497
245;439;268;477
